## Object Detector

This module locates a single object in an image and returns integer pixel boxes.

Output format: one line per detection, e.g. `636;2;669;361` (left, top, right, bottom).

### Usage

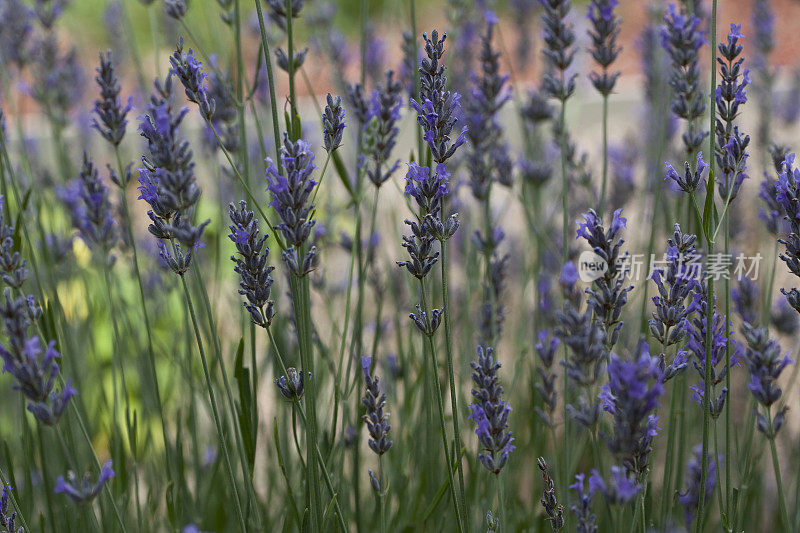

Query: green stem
599;94;609;215
767;409;790;530
253;0;284;170
496;472;506;532
179;275;247;532
419;278;464;533
439;233;469;529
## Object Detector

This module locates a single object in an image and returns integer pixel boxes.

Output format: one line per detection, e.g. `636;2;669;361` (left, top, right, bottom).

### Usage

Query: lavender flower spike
570;473;598;533
741;323;791;437
361;356;392;455
540;0;577;102
169;38;215;120
468;346;514;474
537;457;564;531
1;485;22;533
664;152;708;194
599;345;664;477
228;201;275;329
587;0;621;96
91;51;132;147
411;30;468;165
365;71;402;187
588;465;640;505
322;93;345;153
55;460;115;504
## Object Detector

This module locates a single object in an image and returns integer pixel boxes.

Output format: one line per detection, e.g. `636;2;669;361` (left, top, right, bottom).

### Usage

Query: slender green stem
439;232;469;529
496;473;506;532
767;409;790;530
289;270;321;531
253;0;284;170
179;274;247;532
599;94;609;215
697;4;718;530
419;278;465;533
285;0;298;138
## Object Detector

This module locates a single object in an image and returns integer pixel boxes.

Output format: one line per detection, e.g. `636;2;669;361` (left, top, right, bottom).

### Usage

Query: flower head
55;460;115;505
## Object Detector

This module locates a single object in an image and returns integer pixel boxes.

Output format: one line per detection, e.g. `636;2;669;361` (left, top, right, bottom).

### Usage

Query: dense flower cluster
685;290;737;419
468;346;514;474
587;0;621;96
228;201;275;329
466;11;512;200
599;347;663;477
322;93;345;154
660;3;708;156
169;38;215;121
265;133;319;277
649;224;698;379
714;25;751;201
361;356;392;456
91;51;131;147
576;209;632;351
540;0;577;102
137;76;209;275
534;330;560;428
411;30;467;165
741;323;791;437
364;71;402;187
0;485;22;533
537;457;564;530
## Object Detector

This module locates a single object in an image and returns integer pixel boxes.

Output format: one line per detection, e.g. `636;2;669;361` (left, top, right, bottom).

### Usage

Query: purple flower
361;356;392;455
587;0;621;96
540;0;577;101
570;473;598;533
411;30;468;165
169;38;215;120
274;367;305;401
599;346;664;476
589;465;640;505
228;201;275;329
265;134;318;271
535;330;560;428
322;93;345;153
741;324;792;437
665;152;708;194
55;460;115;504
469;346;514;474
365;72;402;187
91;51;132;147
661;3;708;154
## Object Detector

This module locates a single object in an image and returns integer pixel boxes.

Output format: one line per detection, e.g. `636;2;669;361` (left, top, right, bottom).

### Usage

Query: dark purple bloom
685;290;738;418
55;460;115;504
322;93;345;153
361;355;393;455
228;201;275;328
30;37;84;127
587;0;621;96
411;30;468;165
570;473;597;533
165;0;187;20
664;152;708;194
771;299;798;335
679;445;716;531
0;201;29;289
365;72;402;187
741;324;791;438
170;38;215;120
91;51;132;146
1;484;22;532
537;457;565;530
540;0;577;102
660;3;708;155
265;133;319;277
649;225;700;373
576;209;632;350
607;143;636;207
714;25;751;202
138;77;208;272
589;465;640;505
67;153;117;251
535;330;560;428
773;152;800;315
732;276;759;327
599;347;664;477
469;346;514;474
465;12;512;199
275;367;305;401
